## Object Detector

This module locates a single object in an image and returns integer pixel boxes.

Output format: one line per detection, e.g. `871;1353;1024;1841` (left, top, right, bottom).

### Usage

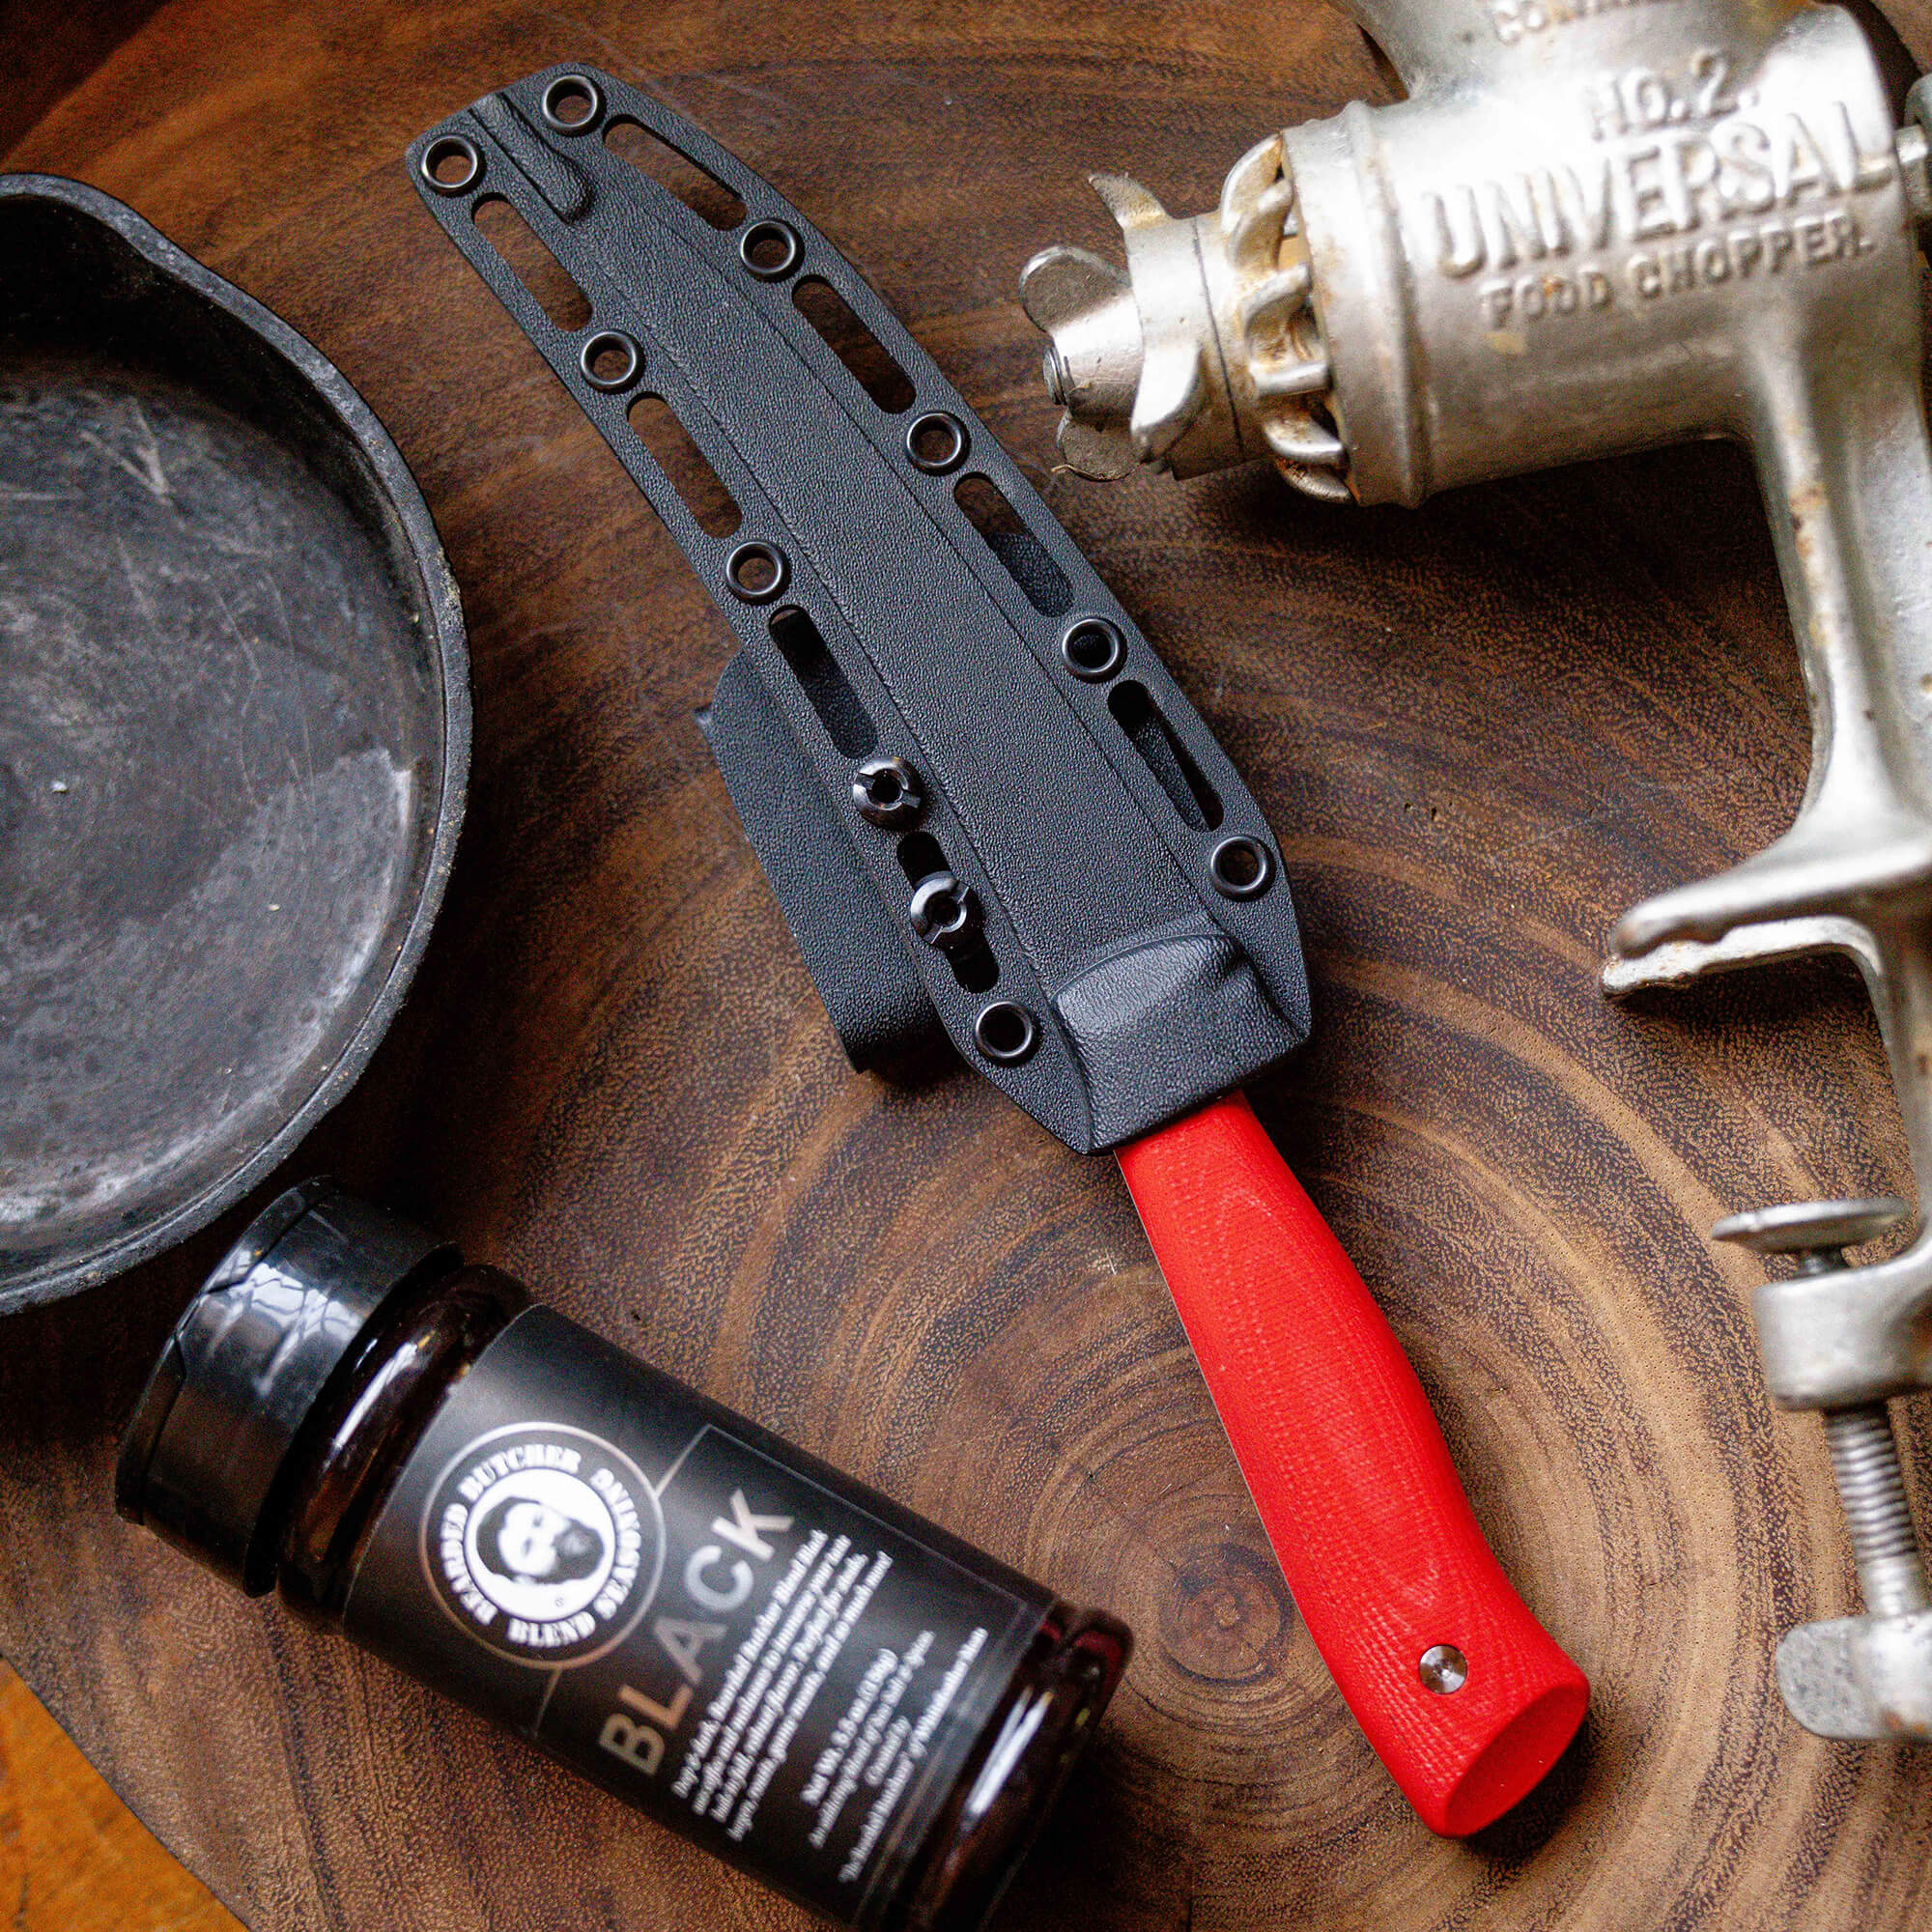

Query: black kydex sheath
116;1183;1129;1932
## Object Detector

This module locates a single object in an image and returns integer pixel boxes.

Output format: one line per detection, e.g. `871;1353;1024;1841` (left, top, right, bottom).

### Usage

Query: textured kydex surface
0;180;469;1310
410;70;1309;1154
5;3;1932;1929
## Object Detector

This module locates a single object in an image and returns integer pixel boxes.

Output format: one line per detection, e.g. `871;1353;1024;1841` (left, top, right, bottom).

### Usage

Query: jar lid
114;1179;454;1594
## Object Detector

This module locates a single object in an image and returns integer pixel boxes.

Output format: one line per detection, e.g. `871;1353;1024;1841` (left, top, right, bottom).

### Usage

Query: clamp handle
1119;1094;1588;1836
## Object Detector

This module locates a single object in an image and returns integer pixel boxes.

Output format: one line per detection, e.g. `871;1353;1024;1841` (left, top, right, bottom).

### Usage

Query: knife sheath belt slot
410;69;1312;1151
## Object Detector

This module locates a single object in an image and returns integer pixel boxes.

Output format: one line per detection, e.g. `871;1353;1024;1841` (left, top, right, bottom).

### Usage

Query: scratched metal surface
0;352;440;1296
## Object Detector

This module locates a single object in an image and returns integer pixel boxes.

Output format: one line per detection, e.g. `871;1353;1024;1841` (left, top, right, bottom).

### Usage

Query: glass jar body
264;1264;1126;1932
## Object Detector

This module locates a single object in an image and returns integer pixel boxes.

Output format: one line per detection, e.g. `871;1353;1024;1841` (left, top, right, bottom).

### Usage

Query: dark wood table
7;2;1932;1925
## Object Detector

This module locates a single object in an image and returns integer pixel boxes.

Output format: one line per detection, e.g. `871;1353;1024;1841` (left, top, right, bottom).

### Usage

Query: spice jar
117;1181;1129;1931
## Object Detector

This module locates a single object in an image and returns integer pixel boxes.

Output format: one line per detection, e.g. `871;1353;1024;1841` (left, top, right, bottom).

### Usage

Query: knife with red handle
1120;1094;1589;1837
410;69;1591;1838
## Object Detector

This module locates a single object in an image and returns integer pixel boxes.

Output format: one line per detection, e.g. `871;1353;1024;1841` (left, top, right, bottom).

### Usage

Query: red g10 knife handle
1118;1094;1588;1837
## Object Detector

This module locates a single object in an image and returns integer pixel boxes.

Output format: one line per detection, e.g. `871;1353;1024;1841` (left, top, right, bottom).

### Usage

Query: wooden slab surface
5;3;1932;1927
0;1661;238;1932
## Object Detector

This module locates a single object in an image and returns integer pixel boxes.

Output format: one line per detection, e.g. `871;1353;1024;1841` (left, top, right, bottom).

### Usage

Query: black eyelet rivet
579;330;641;392
905;411;969;475
909;873;980;953
975;1002;1039;1066
725;541;790;604
740;219;803;280
853;756;925;830
1209;837;1276;901
420;134;483;196
540;73;604;132
1061;617;1126;683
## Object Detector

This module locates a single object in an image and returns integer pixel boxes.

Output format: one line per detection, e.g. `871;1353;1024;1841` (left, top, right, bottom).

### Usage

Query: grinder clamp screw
1716;1199;1932;1738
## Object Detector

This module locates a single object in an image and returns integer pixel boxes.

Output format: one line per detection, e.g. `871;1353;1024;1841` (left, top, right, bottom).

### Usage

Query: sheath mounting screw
909;872;980;953
975;1002;1039;1066
540;74;604;133
1062;617;1126;683
854;756;924;829
906;412;969;475
726;541;789;603
742;220;803;281
580;330;641;392
1419;1644;1468;1695
421;134;483;196
1210;836;1274;901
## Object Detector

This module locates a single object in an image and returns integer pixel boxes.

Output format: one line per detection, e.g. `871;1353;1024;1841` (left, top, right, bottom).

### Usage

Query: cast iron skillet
0;176;469;1311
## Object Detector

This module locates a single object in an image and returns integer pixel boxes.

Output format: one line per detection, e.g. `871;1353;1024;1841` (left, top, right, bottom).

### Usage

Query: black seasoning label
345;1308;1050;1927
